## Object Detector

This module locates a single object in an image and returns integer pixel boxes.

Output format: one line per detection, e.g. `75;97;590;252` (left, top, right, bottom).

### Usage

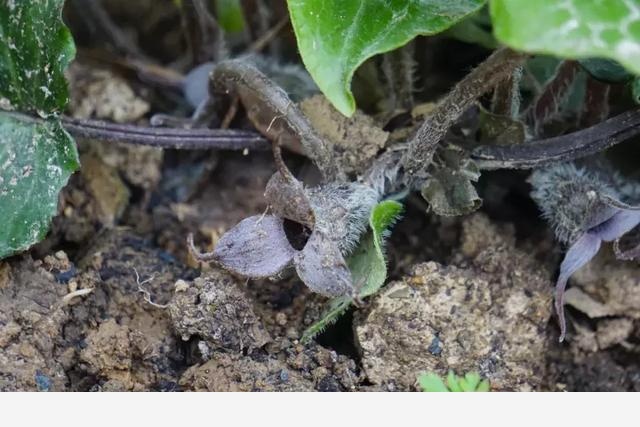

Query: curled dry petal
556;203;640;341
293;231;353;297
556;232;601;342
264;172;314;227
213;215;295;278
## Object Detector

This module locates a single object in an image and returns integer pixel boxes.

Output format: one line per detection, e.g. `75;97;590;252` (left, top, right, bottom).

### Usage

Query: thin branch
3;111;266;150
212;59;344;181
62;116;267;150
400;48;527;185
472;108;640;170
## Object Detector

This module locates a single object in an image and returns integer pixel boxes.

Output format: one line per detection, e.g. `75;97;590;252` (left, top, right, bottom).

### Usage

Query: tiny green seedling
418;371;490;392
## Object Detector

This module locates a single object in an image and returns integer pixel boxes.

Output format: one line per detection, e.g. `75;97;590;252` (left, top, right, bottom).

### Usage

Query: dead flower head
530;162;640;341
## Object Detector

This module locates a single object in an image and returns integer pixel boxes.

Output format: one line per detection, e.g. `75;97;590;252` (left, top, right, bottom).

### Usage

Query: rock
80;319;133;389
168;271;271;353
356;214;553;391
179;352;312;392
0;258;70;391
67;62;149;123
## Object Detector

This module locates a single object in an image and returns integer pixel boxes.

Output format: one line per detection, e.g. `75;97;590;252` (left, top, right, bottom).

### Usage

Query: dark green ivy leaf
0;0;75;113
0;0;79;258
0;114;79;258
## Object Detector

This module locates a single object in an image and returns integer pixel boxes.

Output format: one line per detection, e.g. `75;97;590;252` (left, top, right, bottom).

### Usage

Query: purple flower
530;163;640;341
189;169;379;298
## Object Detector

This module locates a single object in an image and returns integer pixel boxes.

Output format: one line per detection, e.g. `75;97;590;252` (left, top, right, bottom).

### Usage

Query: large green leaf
491;0;640;76
287;0;486;116
302;200;403;342
0;114;79;258
0;0;78;258
0;0;75;113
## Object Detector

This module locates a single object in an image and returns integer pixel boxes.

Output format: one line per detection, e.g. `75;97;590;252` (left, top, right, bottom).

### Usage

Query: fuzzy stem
400;48;527;185
472;107;640;169
212;59;345;181
525;60;580;136
61;116;266;150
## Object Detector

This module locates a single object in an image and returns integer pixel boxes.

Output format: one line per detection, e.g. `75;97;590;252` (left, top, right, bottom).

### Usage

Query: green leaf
418;372;450;392
301;200;403;342
420;371;490;392
0;113;79;258
0;1;79;259
445;8;498;50
350;200;403;298
300;296;351;344
0;0;75;113
287;0;486;116
491;0;640;76
215;0;246;33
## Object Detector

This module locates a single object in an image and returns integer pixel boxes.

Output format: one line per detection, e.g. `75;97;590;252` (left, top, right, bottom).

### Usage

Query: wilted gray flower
189;170;379;298
530;162;640;341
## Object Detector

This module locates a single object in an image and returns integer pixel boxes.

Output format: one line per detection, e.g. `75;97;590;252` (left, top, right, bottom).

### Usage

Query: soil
3;1;640;392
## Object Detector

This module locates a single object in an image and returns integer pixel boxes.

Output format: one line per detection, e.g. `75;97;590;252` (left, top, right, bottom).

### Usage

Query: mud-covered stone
168;271;271;353
0;258;70;391
356;214;553;391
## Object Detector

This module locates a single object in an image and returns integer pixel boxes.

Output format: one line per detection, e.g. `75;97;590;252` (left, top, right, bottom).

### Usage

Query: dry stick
472;107;640;170
212;60;344;181
61;116;267;150
400;48;527;185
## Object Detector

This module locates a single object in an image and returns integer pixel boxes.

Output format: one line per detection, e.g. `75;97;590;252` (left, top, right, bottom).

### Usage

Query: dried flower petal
294;231;353;297
214;215;295;278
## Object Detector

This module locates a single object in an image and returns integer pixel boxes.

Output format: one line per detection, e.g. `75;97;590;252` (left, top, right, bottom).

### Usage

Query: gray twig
400;48;527;186
212;59;344;181
472;107;640;170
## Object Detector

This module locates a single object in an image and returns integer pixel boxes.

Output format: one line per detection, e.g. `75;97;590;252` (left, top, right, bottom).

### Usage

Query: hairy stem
212;59;344;181
400;48;527;185
0;111;267;150
472;107;640;169
525;60;580;136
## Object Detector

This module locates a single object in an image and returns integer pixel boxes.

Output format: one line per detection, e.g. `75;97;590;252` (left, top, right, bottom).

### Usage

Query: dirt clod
356;214;553;391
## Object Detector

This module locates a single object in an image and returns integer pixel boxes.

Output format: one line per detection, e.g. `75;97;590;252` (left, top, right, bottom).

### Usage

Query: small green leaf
302;200;403;342
445;8;498;50
446;371;463;392
491;0;640;76
215;0;246;33
351;200;403;298
419;371;490;392
300;296;351;344
418;372;450;392
0;113;79;258
287;0;486;116
0;0;75;113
